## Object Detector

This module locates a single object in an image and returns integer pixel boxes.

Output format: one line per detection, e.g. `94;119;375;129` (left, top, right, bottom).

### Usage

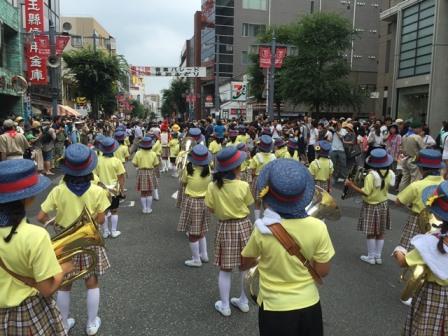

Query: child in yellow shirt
274;138;288;159
169;133;180;177
308;141;334;192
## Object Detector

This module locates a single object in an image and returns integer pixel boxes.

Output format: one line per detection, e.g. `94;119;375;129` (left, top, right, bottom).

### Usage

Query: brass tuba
52;207;105;287
244;186;341;304
176;136;194;171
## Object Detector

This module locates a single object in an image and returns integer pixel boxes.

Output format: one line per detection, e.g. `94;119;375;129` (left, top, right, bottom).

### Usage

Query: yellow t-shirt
309;158;334;181
169;139;180;158
226;141;238;147
153;140;162;156
114;144;130;163
208;140;222;154
275;147;288;159
284;150;300;161
205;179;254;220
362;170;393;204
406;249;448;286
182;166;212;197
0;220;62;308
94;155;126;187
236;134;249;144
41;183;111;228
242;216;335;311
132;149;159;169
250;153;276;176
241;158;250;172
124;137;131;147
397;175;444;214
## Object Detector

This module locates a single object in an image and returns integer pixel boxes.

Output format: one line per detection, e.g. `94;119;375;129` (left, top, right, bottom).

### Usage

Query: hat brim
216;151;247;173
189;152;212;166
100;140;119;154
366;155;394;168
60;151;98;177
415;161;444;169
139;144;153;149
257;161;315;214
421;185;448;221
0;174;51;204
258;144;274;153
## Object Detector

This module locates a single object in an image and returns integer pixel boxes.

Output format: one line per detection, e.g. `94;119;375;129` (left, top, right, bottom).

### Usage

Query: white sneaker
102;231;110;239
200;255;209;263
86;316;101;336
184;259;202;267
65;318;75;333
360;255;375;265
401;298;412;306
142;208;147;214
111;231;121;238
146;208;153;214
214;300;231;317
230;298;250;313
375;257;383;265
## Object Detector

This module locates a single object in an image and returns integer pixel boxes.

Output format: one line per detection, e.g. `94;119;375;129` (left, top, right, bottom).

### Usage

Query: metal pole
267;33;276;121
49;20;58;118
350;0;357;69
214;36;220;118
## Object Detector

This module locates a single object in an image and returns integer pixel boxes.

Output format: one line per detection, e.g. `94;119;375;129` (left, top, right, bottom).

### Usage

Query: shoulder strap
268;223;323;285
0;258;36;288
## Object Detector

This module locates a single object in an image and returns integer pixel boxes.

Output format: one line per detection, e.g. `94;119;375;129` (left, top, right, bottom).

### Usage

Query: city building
144;94;162;120
195;0;380;119
376;0;446;134
0;0;24;118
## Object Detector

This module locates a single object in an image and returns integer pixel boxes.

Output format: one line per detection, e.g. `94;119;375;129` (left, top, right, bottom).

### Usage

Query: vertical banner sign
259;46;272;69
275;47;288;68
25;0;48;85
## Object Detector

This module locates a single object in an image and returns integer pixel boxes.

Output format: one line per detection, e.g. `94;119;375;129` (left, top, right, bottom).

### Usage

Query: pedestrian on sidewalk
0;159;72;336
345;148;395;265
241;159;335;336
308;140;334;192
205;147;254;317
399;121;424;192
37;144;111;335
177;144;212;267
132;137;159;214
395;180;448;335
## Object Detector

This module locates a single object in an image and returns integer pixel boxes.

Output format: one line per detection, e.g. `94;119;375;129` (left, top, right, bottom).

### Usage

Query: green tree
130;99;146;119
278;13;363;116
63;48;128;118
161;78;190;119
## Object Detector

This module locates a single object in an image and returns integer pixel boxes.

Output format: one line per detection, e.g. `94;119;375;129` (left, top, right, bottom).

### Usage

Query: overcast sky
60;1;201;95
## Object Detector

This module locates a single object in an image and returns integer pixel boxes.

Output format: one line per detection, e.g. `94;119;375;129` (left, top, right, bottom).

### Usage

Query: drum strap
268;223;323;285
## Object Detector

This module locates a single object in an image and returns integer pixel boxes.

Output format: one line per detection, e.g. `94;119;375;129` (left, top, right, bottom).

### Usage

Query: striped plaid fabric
399;214;421;251
403;282;448;335
65;246;110;280
250;176;259;200
214;217;253;269
357;201;391;235
0;295;66;336
136;168;154;192
177;195;210;236
162;147;170;159
176;183;185;208
315;180;329;192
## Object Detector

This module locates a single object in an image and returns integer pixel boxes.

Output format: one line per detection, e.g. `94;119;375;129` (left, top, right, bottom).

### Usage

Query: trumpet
51;207;104;287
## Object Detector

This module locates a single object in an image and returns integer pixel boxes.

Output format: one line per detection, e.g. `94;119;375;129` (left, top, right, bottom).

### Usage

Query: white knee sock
254;209;261;220
111;215;119;232
239;271;249;305
154;189;159;200
375;239;385;258
199;237;208;259
103;213;111;233
146;196;153;211
366;239;376;258
86;288;100;326
56;291;71;329
218;271;232;309
189;241;201;262
140;197;147;211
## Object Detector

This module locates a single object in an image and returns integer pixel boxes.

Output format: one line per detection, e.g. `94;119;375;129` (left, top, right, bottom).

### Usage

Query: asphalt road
28;165;410;336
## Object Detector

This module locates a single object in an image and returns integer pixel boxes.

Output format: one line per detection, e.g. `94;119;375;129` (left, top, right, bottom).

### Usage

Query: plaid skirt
214;217;253;270
315;180;329;192
155;159;161;178
176;183;185;209
357;201;391;235
403;282;448;336
65;246;110;280
240;170;250;183
251;175;259;200
177;195;210;236
162;147;170;159
399;214;421;251
136;168;154;192
0;295;66;336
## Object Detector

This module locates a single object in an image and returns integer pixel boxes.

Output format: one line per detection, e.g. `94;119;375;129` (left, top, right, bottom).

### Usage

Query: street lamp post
266;32;276;121
214;36;220;117
49;20;58;117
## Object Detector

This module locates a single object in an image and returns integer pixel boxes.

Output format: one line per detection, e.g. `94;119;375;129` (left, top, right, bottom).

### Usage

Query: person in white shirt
421;127;436;148
330;121;348;182
307;120;319;163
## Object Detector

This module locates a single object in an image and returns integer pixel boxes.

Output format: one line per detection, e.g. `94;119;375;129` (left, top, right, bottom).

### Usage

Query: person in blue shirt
213;120;226;139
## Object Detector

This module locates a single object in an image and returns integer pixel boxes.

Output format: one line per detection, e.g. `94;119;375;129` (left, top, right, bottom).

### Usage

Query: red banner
35;35;50;56
259;46;271;69
25;0;47;85
56;36;71;55
275;47;288;69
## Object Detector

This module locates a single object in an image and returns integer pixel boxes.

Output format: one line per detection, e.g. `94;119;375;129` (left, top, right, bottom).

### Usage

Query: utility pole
49;20;58;117
214;35;220;118
266;32;276;121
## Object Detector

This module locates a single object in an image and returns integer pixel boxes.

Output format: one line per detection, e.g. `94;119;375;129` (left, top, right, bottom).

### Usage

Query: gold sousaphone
52;207;105;287
244;186;341;304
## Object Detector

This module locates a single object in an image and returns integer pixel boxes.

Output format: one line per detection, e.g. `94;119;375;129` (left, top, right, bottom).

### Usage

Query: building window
242;23;266;37
242;0;267;10
71;36;83;48
241;51;252;65
398;0;435;78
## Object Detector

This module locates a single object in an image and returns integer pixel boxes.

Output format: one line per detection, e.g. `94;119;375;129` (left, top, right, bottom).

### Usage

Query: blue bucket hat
275;138;286;147
114;131;126;141
366;148;393;168
236;143;247;151
94;134;106;147
315;140;331;157
116;125;126;132
258;135;273;153
98;137;119;154
228;130;238;138
189;144;212;166
414;149;444;169
61;144;98;177
422;181;448;222
139;136;153;149
216;147;247;173
256;159;315;218
287;139;299;150
188;128;203;141
0;159;51;204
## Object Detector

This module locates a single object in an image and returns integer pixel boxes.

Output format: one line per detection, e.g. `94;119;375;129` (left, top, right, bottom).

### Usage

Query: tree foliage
161;78;190;118
63;48;128;118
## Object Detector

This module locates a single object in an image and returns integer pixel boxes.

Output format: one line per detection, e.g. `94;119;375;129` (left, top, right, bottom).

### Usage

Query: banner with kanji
259;47;271;69
25;0;48;85
275;47;288;68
